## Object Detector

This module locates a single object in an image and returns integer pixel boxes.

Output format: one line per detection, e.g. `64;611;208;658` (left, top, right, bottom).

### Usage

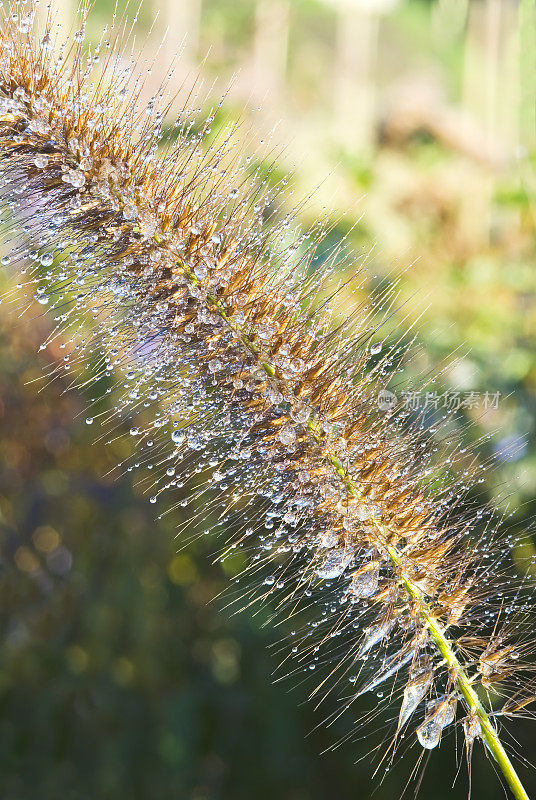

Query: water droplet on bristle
317;548;353;580
398;670;433;729
278;426;296;446
349;561;379;598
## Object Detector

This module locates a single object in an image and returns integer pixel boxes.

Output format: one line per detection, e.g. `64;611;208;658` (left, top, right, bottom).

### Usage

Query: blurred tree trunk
252;0;290;109
463;0;518;156
462;0;519;241
333;3;380;153
519;0;536;151
163;0;202;71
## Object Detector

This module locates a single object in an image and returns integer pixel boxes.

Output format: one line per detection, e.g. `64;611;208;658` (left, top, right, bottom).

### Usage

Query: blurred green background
1;0;536;797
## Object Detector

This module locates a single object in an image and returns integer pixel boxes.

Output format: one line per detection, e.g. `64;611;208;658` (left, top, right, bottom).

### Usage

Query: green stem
170;255;529;800
388;545;529;800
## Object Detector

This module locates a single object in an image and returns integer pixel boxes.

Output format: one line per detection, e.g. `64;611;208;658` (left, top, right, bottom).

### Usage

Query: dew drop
194;263;208;280
349;561;379;598
316;548;352;580
278;426;296;446
416;698;455;750
290;403;310;424
398;670;433;729
417;716;442;750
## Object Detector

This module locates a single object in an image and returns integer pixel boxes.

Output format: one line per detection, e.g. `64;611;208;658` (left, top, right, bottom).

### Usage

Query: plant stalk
172;253;529;800
388;545;529;800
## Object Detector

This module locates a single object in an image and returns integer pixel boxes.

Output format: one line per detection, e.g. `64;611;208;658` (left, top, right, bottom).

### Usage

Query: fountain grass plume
0;3;535;797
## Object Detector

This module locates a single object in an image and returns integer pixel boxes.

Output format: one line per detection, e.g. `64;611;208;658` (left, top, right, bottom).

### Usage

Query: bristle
0;4;534;799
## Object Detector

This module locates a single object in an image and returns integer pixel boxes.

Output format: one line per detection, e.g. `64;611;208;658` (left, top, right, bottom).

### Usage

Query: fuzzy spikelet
0;5;534;797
